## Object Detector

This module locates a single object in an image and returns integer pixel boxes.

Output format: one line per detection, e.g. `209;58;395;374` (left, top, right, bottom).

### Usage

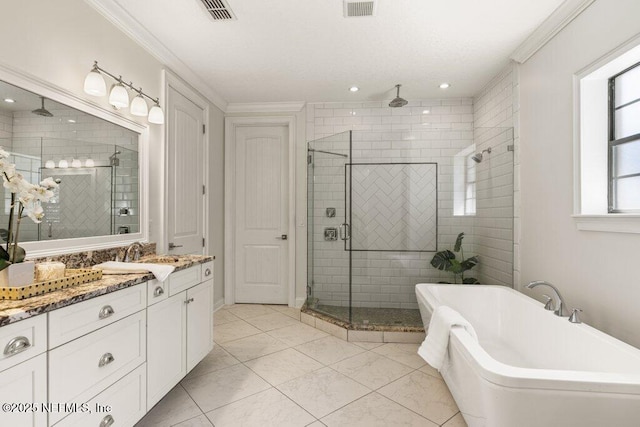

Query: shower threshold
301;304;425;343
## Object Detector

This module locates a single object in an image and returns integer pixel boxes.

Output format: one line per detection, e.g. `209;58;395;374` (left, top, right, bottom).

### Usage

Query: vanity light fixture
83;62;107;96
44;160;55;169
130;89;149;117
84;158;95;168
83;61;164;125
71;158;82;168
58;159;69;169
108;78;129;109
148;101;165;125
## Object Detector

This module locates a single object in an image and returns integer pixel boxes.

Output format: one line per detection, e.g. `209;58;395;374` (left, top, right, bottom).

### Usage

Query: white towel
94;261;175;283
418;305;478;370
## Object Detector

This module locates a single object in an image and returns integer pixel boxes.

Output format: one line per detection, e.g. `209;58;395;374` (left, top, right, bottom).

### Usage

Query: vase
0;261;35;287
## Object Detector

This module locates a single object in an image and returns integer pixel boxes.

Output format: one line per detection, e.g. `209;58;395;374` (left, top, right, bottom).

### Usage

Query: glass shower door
307;131;352;323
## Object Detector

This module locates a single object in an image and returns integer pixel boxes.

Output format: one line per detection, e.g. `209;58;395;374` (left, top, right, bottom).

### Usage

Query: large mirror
0;78;141;247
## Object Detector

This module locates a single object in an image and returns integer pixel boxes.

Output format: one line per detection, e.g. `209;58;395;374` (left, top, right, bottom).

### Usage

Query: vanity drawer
147;278;168;306
48;311;146;425
55;363;146;427
201;261;214;281
48;283;146;348
168;266;201;296
0;315;46;373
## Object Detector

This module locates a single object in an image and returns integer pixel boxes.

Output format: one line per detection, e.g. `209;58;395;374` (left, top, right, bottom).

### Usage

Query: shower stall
306;127;514;329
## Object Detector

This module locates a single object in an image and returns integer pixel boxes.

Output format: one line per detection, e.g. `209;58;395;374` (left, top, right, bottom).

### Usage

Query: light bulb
148;102;164;124
84;158;95;168
58;159;68;168
130;93;148;117
44;160;55;169
71;158;82;168
109;80;129;109
84;64;107;96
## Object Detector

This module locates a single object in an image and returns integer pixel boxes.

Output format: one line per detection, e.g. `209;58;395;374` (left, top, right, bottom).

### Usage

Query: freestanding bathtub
416;284;640;427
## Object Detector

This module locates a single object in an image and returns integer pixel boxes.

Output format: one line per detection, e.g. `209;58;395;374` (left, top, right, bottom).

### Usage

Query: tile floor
135;304;467;427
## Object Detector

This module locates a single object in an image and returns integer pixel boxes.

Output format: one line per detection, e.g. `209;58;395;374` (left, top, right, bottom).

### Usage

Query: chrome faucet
123;242;143;262
526;280;568;317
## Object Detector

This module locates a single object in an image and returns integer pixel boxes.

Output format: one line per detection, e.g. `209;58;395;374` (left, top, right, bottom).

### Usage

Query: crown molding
510;0;596;64
225;102;306;114
83;0;228;112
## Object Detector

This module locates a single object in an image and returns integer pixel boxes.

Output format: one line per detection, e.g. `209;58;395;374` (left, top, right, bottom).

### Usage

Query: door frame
163;70;210;254
225;116;297;306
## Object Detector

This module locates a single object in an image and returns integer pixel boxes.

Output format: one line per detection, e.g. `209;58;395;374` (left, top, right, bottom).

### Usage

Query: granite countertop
0;254;213;327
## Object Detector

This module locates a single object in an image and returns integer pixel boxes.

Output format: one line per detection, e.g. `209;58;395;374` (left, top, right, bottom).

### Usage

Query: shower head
471;147;492;163
109;150;121;166
32;97;53;117
389;84;408;108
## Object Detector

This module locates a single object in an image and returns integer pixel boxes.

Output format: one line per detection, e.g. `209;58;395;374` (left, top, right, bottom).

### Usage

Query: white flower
28;185;54;202
0;148;9;159
24;204;44;223
39;177;59;189
3;172;28;194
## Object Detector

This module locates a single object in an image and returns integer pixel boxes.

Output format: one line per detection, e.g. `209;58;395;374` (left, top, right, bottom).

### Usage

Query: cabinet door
0;353;47;427
186;279;214;372
147;292;187;409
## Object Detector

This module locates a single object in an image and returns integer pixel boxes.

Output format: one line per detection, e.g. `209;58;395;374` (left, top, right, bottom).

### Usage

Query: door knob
276;235;288;240
169;242;183;250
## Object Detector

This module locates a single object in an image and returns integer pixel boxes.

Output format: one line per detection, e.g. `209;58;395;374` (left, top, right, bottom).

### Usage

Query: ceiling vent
343;1;376;17
198;0;236;21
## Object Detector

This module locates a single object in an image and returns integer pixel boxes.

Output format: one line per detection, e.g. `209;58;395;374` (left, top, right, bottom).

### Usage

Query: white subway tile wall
308;99;477;310
307;91;515;310
472;63;518;286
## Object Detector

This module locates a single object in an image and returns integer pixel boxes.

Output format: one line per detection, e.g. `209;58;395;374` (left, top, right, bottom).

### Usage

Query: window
609;62;640;212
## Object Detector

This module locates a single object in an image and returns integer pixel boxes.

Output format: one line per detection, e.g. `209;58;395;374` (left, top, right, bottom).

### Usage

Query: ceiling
91;0;565;104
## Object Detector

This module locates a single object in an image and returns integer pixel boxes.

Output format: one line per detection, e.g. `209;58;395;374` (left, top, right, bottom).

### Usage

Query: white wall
519;0;640;347
1;0;226;307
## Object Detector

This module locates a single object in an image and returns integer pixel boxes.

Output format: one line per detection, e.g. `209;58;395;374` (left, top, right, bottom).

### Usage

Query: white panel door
235;126;289;304
167;86;205;254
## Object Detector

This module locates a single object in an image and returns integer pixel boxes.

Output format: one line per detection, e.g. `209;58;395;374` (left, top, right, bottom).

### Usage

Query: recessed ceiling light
67;119;76;123
422;109;430;114
439;83;450;89
349;86;359;92
350;111;356;115
3;98;15;103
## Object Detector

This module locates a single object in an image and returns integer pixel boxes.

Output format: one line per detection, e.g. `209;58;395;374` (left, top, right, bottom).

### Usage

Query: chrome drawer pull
100;414;115;427
204;268;212;277
98;352;115;368
99;305;115;320
153;286;165;297
3;336;31;357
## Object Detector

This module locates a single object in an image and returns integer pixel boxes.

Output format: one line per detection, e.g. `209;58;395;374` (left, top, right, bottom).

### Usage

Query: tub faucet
526;281;568;317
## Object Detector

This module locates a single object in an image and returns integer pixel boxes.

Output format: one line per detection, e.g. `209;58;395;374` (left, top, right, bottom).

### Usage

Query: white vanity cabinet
47;284;147;426
0;316;48;427
147;262;214;408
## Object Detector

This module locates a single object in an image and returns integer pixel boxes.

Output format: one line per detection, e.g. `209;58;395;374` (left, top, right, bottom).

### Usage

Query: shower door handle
339;224;351;241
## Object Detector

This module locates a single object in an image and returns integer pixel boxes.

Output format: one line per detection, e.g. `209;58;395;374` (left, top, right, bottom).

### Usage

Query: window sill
573;214;640;233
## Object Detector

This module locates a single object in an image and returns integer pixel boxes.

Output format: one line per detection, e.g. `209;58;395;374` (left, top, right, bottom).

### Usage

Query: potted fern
430;232;479;284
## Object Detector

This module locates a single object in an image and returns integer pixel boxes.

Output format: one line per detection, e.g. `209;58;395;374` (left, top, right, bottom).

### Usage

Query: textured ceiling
96;0;565;103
